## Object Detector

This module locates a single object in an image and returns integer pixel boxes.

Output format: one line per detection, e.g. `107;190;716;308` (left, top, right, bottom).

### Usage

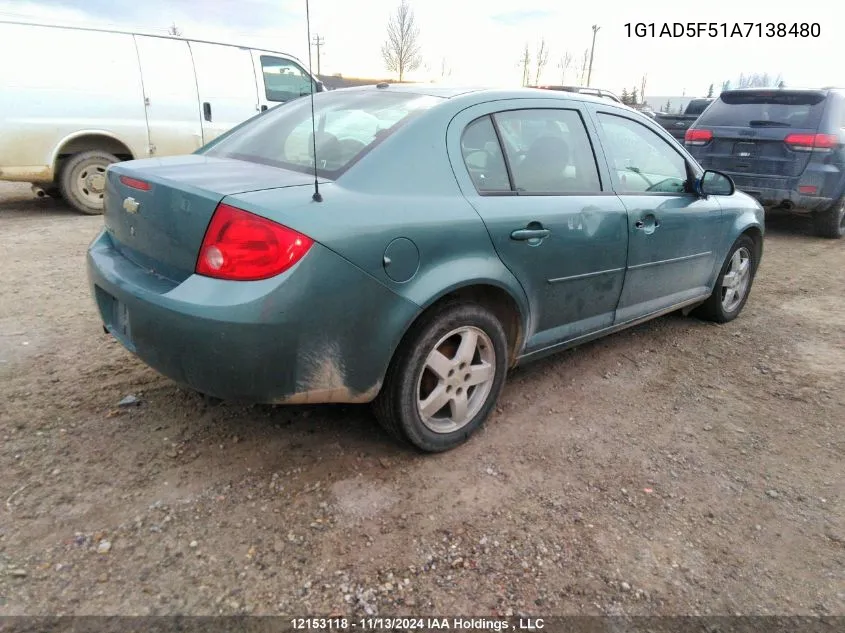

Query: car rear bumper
734;186;832;212
720;174;834;212
86;229;419;404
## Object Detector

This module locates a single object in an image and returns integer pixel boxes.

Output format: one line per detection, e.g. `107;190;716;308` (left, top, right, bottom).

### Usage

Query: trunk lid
688;89;828;180
104;155;318;283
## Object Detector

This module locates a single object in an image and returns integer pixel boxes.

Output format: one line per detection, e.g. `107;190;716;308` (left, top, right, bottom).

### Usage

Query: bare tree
578;49;589;85
721;72;784;90
440;57;452;80
167;22;182;37
519;44;531;87
381;0;422;82
533;39;548;85
557;51;573;84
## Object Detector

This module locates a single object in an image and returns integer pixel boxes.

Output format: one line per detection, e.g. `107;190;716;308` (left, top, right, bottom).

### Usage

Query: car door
252;52;317;112
588;106;723;323
188;41;260;143
134;35;204;156
448;99;629;355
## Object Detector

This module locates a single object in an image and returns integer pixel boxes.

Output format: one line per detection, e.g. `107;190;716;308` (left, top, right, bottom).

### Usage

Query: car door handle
203;102;212;122
511;228;550;241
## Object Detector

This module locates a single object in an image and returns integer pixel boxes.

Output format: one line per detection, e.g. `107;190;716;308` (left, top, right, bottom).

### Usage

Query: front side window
260;56;314;102
596;113;689;194
204;90;441;178
494;109;602;194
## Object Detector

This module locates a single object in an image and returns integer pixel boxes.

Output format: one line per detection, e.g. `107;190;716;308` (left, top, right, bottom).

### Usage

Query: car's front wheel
694;234;758;323
813;197;845;239
373;301;508;452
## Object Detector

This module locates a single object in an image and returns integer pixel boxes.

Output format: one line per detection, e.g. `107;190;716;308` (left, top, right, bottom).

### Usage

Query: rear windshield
203;90;441;179
685;99;712;115
697;91;827;129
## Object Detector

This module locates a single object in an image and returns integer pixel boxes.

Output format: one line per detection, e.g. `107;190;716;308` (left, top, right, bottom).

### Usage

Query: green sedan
87;84;764;452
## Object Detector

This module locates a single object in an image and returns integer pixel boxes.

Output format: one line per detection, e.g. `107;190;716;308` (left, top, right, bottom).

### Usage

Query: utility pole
586;24;600;87
311;34;325;76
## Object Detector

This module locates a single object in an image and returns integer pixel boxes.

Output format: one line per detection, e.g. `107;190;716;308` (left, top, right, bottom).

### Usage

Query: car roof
329;83;637;108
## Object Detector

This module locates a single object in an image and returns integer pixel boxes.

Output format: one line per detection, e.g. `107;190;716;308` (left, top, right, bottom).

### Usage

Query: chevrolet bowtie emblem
123;197;140;214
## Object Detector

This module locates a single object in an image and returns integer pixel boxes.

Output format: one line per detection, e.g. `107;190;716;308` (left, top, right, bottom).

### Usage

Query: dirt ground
0;180;843;617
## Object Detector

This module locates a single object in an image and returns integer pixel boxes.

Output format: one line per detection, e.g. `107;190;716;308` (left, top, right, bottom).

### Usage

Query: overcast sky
0;0;840;96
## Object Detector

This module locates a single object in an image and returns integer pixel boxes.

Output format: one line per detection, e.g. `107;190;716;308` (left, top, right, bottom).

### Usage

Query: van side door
134;35;203;156
251;51;317;112
188;42;260;143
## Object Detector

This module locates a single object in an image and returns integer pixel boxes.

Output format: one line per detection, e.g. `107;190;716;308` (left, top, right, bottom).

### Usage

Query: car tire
59;150;119;215
694;234;758;324
812;197;845;239
372;301;509;453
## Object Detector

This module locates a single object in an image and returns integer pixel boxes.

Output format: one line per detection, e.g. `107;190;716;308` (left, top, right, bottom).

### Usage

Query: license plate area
734;142;757;158
114;299;132;343
95;285;135;351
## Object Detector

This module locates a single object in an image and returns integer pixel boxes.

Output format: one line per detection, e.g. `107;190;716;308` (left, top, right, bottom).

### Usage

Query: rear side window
460;116;511;193
494;109;602;194
698;91;827;129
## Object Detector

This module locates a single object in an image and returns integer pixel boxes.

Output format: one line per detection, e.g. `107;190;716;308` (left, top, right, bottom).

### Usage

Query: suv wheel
813;197;845;239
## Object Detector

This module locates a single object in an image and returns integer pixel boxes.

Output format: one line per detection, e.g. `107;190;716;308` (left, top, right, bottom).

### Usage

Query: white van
0;20;324;214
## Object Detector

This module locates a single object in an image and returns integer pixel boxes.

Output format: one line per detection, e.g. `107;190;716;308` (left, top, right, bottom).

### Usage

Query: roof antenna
305;0;322;202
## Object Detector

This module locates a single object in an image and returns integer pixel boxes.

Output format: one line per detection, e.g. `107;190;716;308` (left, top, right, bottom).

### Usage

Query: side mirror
315;80;325;93
697;169;735;196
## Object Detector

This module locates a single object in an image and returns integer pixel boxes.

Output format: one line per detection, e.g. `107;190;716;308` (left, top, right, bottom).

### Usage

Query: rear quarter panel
227;100;532;366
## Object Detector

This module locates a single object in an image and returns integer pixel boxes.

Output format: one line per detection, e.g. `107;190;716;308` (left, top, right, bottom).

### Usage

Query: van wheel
59;150;119;215
372;302;508;453
813;197;845;239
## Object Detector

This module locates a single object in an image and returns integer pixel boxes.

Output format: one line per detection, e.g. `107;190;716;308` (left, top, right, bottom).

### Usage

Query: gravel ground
0;181;843;617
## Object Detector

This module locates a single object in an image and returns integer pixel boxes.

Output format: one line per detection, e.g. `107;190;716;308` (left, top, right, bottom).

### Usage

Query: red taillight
784;133;837;152
685;128;713;145
798;185;818;194
195;204;314;281
119;175;152;191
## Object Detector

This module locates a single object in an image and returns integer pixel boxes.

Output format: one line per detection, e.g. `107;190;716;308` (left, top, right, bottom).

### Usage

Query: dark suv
685;88;845;238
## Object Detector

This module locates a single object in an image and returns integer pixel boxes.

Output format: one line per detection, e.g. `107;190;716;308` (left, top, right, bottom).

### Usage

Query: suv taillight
685;128;713;145
784;133;838;152
195;203;314;281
